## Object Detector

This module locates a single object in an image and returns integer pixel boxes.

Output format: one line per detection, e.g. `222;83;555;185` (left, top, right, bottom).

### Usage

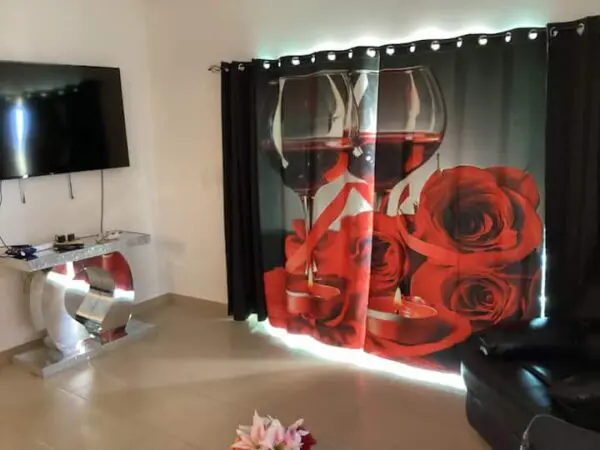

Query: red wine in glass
359;130;443;192
349;66;446;211
262;136;355;198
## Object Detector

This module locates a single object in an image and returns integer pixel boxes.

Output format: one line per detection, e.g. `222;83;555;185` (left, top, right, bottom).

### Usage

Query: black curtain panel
545;17;600;317
221;62;267;321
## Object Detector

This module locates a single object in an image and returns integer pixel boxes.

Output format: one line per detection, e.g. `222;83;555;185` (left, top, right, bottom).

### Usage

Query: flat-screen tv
0;61;129;180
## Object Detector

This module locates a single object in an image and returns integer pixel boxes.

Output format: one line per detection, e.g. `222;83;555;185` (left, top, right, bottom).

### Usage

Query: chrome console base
13;319;155;378
1;231;153;378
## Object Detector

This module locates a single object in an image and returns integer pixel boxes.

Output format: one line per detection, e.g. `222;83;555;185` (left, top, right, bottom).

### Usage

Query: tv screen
0;61;129;180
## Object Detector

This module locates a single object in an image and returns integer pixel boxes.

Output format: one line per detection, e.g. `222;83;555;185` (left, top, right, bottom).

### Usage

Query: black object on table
5;245;37;260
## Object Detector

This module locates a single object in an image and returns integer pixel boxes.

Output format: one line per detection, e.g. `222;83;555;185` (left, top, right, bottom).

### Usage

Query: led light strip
258;22;546;60
247;315;466;391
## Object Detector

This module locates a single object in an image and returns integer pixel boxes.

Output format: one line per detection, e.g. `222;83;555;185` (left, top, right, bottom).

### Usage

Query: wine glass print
263;70;358;287
360;66;446;212
347;70;379;180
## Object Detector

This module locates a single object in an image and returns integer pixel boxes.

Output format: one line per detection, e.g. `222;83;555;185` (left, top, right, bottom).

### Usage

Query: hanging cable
18;179;26;204
99;170;105;237
67;173;75;199
0;181;8;248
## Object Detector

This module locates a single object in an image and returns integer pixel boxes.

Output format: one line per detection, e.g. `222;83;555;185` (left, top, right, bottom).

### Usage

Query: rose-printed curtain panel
255;30;546;371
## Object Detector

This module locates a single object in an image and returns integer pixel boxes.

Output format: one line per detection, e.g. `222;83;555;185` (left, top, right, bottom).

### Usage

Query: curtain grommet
550;27;558;38
431;40;440;51
505;32;512;43
238;63;245;72
409;43;416;53
577;22;585;36
456;38;463;48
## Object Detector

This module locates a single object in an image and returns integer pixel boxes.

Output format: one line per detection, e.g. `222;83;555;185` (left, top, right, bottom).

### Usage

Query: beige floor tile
0;303;488;450
0;386;128;449
131;435;201;450
0;420;54;450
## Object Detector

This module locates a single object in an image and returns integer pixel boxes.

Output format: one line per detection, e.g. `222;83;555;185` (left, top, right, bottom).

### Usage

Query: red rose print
312;212;373;284
274;211;374;348
285;213;372;284
263;268;288;329
410;166;542;269
412;261;538;332
369;212;410;296
283;182;373;275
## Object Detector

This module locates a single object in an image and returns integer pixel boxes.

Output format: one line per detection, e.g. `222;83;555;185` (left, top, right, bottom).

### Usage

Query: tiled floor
0;301;489;449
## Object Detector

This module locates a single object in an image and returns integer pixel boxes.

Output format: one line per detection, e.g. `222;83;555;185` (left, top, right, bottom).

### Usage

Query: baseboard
133;293;173;316
171;294;228;313
0;332;45;370
0;293;173;370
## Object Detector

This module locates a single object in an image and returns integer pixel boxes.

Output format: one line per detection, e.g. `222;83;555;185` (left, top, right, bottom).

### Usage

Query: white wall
144;0;599;303
0;0;167;351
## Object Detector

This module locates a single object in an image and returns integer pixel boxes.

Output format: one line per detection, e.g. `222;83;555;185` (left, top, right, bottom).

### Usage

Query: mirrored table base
13;319;156;378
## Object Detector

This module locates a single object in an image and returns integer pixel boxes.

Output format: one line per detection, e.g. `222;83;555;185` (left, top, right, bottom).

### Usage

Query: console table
0;231;155;377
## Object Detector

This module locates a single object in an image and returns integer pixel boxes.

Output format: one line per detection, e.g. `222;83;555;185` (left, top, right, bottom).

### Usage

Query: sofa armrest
549;373;600;405
522;415;600;449
477;318;582;357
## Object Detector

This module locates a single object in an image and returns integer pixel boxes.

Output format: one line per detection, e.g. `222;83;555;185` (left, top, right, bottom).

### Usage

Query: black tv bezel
0;59;131;181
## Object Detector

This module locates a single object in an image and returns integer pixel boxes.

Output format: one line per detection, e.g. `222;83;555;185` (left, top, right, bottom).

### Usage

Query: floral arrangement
231;411;317;450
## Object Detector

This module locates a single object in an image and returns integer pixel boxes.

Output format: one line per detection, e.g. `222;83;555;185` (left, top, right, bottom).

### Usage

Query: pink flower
232;411;269;450
231;413;312;450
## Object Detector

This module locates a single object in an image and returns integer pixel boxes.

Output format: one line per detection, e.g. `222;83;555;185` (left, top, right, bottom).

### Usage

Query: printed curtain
249;28;546;371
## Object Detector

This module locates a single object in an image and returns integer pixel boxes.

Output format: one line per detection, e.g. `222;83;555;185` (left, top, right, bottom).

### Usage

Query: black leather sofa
522;415;600;450
460;318;600;449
